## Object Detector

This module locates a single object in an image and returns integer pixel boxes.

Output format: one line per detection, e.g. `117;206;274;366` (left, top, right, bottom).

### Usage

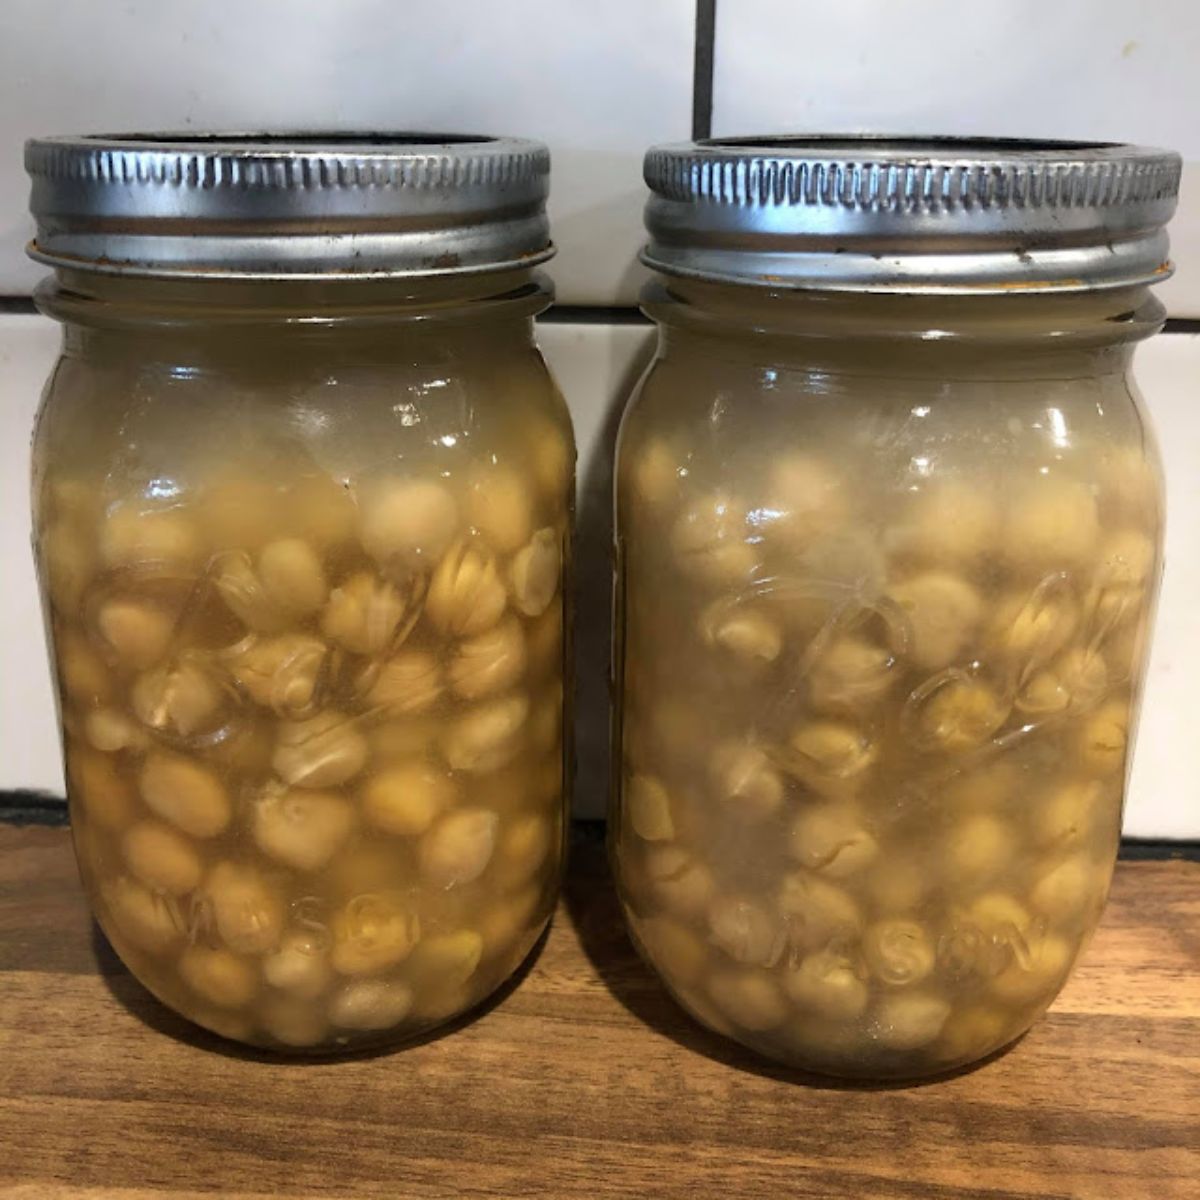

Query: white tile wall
0;0;695;305
2;314;1196;834
713;0;1200;316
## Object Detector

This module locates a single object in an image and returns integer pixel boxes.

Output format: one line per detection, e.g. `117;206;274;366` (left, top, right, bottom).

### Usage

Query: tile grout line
692;0;717;141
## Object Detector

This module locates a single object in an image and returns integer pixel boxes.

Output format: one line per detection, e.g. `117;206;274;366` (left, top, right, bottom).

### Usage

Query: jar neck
644;276;1166;379
37;267;551;363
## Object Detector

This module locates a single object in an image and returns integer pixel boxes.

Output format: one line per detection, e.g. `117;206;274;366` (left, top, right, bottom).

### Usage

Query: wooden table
0;821;1196;1200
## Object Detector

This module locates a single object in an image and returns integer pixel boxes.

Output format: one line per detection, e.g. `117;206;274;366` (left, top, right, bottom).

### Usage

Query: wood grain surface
0;823;1196;1200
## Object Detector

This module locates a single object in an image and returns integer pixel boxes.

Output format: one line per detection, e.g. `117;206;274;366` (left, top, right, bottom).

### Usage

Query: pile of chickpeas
615;432;1158;1077
40;428;570;1051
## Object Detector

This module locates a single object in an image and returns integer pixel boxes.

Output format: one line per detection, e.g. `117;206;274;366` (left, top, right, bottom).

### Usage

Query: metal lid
25;132;553;279
642;136;1182;293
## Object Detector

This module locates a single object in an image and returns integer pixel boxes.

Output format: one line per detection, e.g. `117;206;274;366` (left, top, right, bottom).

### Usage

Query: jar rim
642;135;1181;294
25;131;554;280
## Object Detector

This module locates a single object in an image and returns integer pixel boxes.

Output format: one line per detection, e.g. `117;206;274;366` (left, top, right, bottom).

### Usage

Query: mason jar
26;134;574;1052
612;138;1178;1078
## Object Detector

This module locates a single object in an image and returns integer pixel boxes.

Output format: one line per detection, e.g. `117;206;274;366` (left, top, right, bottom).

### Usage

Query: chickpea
966;890;1034;935
1096;528;1155;587
447;616;527;700
885;479;998;566
42;520;96;610
362;760;457;837
425;537;507;637
710;741;784;819
359;478;459;567
991;932;1073;1003
131;659;224;739
1077;699;1128;775
509;527;561;618
626;774;675;842
633;914;707;986
706;968;789;1031
776;871;862;952
989;584;1079;668
256;537;328;616
782;949;869;1020
257;993;329;1047
191;1006;255;1046
864;859;928;913
122;820;203;896
808;636;895;710
140;752;230;838
494;813;555;890
1002;476;1099;573
440;694;528;773
477;885;542;961
419;809;499;888
525;602;564;680
57;630;112;705
935;1005;1013;1064
253;787;355;872
405;930;484;991
465;466;534;555
287;474;357;550
95;597;175;669
643;845;715;920
68;746;136;830
862;918;936;987
789;720;876;782
329;978;415;1031
944;813;1015;886
1017;646;1107;715
330;892;420;975
670;492;758;587
764;454;846;551
212;552;287;633
789;804;878;878
364;650;443;717
179;945;258;1009
205;861;285;956
102;876;184;954
85;708;146;753
909;674;1008;753
631;438;683;509
707;895;785;967
227;634;327;716
263;929;334;998
321;571;413;657
700;604;782;667
100;505;202;569
872;990;951;1051
273;712;369;789
1030;854;1103;923
1032;780;1103;851
887;571;982;670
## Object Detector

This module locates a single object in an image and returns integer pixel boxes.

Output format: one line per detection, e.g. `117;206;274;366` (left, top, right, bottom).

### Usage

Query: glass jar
26;134;573;1052
612;138;1179;1079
